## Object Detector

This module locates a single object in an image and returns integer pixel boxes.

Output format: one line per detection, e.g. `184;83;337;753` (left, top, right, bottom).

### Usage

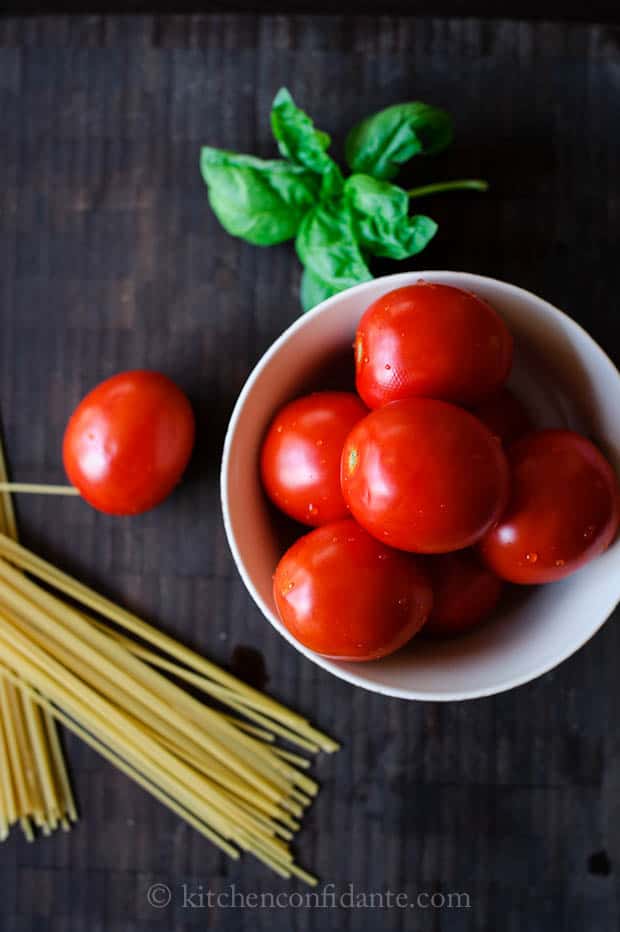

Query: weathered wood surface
0;14;619;931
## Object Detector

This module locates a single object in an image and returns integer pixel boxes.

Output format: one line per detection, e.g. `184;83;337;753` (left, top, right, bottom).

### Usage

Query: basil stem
408;179;489;198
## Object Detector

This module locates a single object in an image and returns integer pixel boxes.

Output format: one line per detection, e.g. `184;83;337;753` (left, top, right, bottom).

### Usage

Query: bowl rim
220;270;620;701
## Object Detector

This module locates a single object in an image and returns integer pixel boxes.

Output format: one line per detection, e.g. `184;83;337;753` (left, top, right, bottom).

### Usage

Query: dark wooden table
1;13;619;932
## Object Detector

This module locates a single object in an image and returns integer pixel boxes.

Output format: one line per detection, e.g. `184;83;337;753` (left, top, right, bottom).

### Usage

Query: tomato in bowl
221;272;620;700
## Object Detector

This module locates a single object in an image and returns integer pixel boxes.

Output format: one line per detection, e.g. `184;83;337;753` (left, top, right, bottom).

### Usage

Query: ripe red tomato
273;520;433;660
423;550;503;638
472;387;533;448
355;282;513;408
261;392;367;527
63;370;195;515
341;398;510;553
480;430;620;583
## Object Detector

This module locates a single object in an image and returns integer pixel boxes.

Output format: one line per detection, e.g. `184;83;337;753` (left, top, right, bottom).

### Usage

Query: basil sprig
200;90;488;310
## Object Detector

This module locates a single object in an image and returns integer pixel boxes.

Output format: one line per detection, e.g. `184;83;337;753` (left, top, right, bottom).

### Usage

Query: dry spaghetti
0;430;76;841
0;462;336;881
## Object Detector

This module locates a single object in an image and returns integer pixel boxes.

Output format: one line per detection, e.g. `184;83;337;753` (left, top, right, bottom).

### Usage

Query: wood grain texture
0;14;619;931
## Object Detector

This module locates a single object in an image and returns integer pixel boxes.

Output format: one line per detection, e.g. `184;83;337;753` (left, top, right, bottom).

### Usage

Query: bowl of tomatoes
221;271;620;700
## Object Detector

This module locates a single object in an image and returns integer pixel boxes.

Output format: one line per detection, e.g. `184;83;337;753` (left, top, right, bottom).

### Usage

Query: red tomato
472;387;533;448
273;520;433;660
423;550;503;638
355;282;513;408
480;430;620;583
341;398;510;553
261;392;367;527
63;370;195;515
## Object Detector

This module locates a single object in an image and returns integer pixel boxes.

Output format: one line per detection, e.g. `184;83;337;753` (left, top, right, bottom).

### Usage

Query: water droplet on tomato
584;525;596;539
363;356;369;364
316;439;324;446
384;364;391;371
308;503;318;516
525;552;538;563
347;448;359;474
555;559;565;567
276;425;283;433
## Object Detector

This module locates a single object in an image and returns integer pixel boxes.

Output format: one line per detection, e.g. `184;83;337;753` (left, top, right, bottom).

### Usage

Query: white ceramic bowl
221;271;620;700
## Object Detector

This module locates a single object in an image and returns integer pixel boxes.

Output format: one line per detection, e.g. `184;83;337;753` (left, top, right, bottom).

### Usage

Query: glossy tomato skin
261;392;367;527
63;370;195;515
423;550;503;638
355;282;513;408
472;387;533;448
480;430;620;584
273;520;433;661
341;398;510;554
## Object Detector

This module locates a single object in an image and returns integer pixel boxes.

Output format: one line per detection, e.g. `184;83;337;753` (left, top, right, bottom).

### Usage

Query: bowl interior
222;272;620;699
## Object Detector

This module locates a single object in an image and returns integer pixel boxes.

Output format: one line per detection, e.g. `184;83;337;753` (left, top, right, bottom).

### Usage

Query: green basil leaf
318;163;345;199
296;200;372;296
345;102;453;181
300;268;339;312
271;88;331;171
345;174;437;260
200;147;320;246
271;88;344;196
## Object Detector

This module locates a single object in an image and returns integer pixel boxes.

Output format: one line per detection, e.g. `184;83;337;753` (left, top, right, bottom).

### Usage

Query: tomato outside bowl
221;272;620;701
